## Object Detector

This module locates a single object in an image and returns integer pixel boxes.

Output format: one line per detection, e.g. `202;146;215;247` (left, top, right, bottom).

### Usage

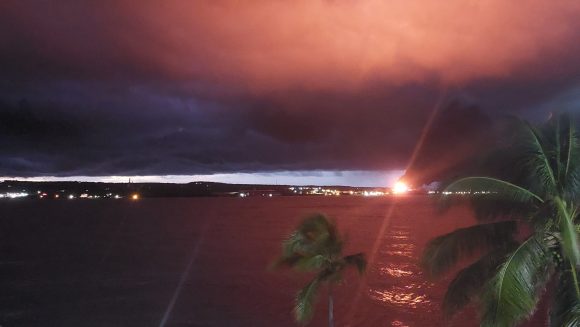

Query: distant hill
0;180;395;199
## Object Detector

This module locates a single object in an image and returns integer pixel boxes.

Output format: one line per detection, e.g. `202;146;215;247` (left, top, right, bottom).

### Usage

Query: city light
392;181;409;195
0;192;29;199
131;193;140;200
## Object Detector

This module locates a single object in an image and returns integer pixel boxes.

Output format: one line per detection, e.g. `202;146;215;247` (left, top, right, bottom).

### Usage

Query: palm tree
273;214;366;326
421;114;580;326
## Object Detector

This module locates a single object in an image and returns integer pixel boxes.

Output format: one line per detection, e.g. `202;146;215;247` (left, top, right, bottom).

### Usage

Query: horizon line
0;170;405;188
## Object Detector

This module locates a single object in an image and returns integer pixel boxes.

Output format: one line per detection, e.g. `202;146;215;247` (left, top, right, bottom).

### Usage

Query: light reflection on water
390;243;414;250
388;230;410;237
369;225;434;313
380;263;414;277
383;250;414;258
369;285;432;308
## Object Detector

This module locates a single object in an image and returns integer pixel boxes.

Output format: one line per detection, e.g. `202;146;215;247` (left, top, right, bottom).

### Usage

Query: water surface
0;197;543;326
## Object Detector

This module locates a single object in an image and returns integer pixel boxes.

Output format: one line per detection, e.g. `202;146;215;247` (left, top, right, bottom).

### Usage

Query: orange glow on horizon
392;181;409;195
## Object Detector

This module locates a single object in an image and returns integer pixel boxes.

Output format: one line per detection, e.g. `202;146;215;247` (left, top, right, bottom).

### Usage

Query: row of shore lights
35;191;140;200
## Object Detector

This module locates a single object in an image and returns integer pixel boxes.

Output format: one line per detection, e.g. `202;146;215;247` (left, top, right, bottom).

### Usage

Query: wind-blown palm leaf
555;198;580;266
425;114;580;324
550;270;580;327
517;122;557;196
526;201;558;229
555;115;563;182
343;253;367;274
295;276;321;324
561;115;580;198
421;221;518;278
274;254;329;272
282;232;315;257
271;252;303;269
443;177;544;204
442;246;514;318
281;215;342;258
560;115;580;199
441;176;544;221
565;116;575;176
480;235;553;327
274;214;367;325
297;214;335;240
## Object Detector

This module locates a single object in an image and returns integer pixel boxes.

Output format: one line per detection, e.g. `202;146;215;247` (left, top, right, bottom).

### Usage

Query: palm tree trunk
328;285;334;327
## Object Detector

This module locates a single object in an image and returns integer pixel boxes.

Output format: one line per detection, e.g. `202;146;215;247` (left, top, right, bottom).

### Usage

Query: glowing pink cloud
116;0;580;91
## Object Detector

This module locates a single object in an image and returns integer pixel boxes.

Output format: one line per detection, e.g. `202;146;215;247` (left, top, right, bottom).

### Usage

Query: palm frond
555;197;580;266
271;253;302;269
562;115;580;199
550;269;580;327
280;214;342;259
441;176;544;222
297;214;335;240
480;235;553;327
443;177;544;204
527;201;558;230
274;254;329;272
556;116;563;182
442;246;514;318
343;253;367;274
294;276;322;324
276;213;366;324
565;115;575;177
281;231;309;256
421;221;517;278
518;121;558;196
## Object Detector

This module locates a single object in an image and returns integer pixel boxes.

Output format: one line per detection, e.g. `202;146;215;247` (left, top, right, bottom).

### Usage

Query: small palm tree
274;214;366;326
421;114;580;326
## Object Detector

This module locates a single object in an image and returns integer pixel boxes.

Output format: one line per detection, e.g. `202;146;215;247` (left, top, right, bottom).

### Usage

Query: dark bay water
0;197;544;326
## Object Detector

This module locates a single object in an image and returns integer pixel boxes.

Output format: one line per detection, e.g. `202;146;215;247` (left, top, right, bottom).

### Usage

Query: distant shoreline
1;180;426;199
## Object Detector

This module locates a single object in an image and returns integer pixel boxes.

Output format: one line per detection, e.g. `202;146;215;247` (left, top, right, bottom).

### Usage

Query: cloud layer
1;1;580;182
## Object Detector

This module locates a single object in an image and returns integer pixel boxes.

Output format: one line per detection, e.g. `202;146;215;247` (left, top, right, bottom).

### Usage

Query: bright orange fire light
392;181;409;195
131;193;140;200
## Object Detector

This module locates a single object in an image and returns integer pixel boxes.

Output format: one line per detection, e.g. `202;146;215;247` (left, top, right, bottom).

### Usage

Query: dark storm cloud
1;1;580;179
403;101;494;185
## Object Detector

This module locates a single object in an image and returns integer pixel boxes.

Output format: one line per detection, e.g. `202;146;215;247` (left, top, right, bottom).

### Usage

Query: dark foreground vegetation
423;114;580;326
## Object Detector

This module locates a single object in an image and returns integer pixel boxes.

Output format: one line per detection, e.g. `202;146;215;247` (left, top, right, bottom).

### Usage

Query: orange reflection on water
391;320;410;327
383;250;414;258
381;239;415;257
369;286;430;309
381;265;414;278
389;243;414;250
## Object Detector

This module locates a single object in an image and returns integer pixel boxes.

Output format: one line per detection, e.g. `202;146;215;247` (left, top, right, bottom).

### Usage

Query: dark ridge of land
0;180;401;198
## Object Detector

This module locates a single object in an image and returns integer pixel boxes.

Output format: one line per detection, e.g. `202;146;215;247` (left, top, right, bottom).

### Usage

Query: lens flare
392;181;409;194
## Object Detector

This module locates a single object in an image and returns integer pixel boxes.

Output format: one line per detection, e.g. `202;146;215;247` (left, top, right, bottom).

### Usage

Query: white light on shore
0;192;29;199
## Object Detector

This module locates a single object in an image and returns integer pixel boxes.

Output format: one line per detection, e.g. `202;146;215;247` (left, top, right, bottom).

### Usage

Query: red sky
109;0;580;89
